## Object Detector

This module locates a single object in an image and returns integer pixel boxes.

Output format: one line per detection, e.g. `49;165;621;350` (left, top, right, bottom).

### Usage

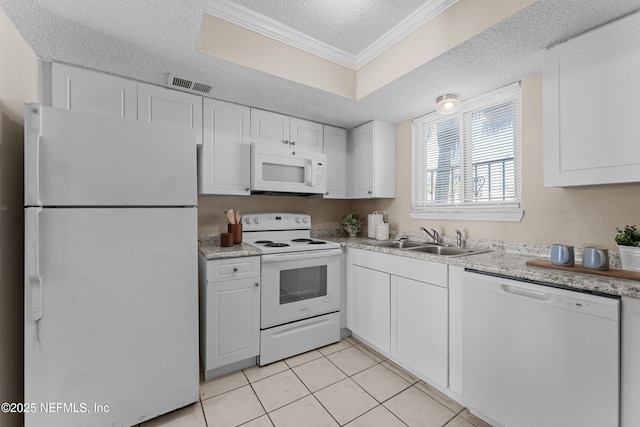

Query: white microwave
250;143;327;196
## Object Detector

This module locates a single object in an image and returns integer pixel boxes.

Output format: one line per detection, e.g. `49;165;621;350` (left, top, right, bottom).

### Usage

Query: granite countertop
198;233;640;299
198;236;261;260
332;236;640;299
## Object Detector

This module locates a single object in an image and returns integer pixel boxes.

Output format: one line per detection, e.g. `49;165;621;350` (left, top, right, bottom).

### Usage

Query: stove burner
308;240;327;245
255;240;274;244
292;238;314;242
264;242;290;247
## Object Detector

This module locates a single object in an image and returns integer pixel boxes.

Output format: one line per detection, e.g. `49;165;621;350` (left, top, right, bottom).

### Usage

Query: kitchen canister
220;232;234;247
368;213;384;238
376;223;390;240
228;223;242;244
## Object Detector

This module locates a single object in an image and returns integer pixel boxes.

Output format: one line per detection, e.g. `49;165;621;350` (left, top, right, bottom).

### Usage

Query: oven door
261;248;341;329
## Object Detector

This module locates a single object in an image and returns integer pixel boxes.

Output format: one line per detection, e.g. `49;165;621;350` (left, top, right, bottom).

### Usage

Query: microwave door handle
305;161;314;187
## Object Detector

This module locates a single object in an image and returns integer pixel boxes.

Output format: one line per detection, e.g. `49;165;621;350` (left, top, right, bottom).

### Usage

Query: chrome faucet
419;227;439;243
455;229;463;248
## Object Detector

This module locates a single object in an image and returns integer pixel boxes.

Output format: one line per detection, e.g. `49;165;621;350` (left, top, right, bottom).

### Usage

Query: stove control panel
243;213;311;231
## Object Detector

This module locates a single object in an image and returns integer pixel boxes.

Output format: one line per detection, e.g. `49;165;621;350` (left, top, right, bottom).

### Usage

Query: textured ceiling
228;0;431;55
2;0;640;129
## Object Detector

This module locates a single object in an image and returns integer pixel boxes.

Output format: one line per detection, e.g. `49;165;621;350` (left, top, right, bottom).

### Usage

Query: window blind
413;116;460;206
412;83;521;211
464;99;518;203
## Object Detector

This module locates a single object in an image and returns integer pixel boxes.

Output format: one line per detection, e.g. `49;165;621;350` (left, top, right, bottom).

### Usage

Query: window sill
410;204;524;222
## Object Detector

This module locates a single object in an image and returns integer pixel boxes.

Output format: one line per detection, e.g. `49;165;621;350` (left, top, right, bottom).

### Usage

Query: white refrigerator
23;104;199;427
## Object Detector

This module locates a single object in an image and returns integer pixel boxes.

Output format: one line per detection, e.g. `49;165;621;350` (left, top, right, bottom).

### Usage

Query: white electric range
242;213;341;365
242;213;341;253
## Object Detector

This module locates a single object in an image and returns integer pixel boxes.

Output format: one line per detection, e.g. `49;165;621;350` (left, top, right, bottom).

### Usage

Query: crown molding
204;0;458;71
356;0;458;68
204;0;357;69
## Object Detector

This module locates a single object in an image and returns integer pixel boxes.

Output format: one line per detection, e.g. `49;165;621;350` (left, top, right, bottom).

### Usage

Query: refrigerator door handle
26;207;43;321
24;103;42;206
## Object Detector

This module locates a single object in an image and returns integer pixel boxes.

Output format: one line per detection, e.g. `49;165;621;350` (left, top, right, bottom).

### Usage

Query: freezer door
24;104;196;207
24;207;198;427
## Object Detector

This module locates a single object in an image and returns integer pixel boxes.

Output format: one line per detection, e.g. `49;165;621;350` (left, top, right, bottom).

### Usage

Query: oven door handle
262;248;343;263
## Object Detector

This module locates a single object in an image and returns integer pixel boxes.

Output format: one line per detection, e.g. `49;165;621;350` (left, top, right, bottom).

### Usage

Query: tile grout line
288;344;351;426
285;340;375;426
242;366;276;427
198;338;478;427
198;399;209;427
304;343;411;426
268;342;389;425
347;404;411;427
333;341;465;426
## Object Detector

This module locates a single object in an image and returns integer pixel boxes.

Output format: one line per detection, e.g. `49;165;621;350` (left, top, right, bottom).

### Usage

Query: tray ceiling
206;0;457;68
2;0;640;128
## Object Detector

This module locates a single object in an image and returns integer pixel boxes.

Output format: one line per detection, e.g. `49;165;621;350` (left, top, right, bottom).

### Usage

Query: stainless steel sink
406;245;487;257
370;240;429;249
368;240;488;257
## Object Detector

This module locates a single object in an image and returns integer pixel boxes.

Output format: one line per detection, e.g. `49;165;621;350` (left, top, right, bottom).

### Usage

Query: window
411;83;523;221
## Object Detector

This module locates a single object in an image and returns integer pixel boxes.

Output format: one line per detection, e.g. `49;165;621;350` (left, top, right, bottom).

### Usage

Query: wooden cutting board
526;259;640;281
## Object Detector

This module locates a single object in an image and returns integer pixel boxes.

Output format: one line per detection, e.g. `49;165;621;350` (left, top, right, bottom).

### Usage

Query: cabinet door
543;12;640;187
200;99;251;195
371;121;396;198
250;108;290;147
391;276;448;386
348;265;390;354
52;63;137;119
349;122;374;198
323;125;348;198
348;121;396;199
290;117;323;152
138;83;203;145
206;277;260;369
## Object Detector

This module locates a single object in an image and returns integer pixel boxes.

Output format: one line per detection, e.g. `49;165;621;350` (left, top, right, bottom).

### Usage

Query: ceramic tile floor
138;337;492;427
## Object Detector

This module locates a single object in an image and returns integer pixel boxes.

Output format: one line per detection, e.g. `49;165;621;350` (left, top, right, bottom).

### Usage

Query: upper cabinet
543;12;640;187
251;108;324;152
52;62;137;120
250;109;289;147
323;125;348;199
138;83;203;145
199;99;251;196
349;120;396;198
290;117;324;152
46;63;397;198
49;63;202;145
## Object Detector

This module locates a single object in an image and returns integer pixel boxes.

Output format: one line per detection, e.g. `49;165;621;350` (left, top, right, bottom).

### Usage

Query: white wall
0;7;38;427
355;73;640;251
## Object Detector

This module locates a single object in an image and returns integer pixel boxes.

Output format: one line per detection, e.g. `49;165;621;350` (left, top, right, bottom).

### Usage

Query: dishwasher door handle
500;284;552;301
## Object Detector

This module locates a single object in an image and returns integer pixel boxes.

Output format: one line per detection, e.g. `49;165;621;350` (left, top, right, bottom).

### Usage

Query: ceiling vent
167;74;213;95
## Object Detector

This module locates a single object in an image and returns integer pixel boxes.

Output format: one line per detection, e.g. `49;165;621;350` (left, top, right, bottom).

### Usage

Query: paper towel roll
376;223;389;240
368;213;383;238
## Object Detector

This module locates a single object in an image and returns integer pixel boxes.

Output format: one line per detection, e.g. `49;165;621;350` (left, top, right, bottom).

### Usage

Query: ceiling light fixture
435;94;461;114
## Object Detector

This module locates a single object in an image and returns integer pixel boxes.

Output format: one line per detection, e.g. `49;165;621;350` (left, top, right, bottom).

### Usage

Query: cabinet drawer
347;248;448;288
207;256;260;282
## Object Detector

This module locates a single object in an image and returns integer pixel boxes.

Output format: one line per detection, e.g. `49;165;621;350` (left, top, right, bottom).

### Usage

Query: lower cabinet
350;265;391;354
346;248;448;387
199;255;260;380
391;275;448;386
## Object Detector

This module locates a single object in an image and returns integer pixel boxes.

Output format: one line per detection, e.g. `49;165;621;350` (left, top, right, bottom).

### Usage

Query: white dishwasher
462;271;620;427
